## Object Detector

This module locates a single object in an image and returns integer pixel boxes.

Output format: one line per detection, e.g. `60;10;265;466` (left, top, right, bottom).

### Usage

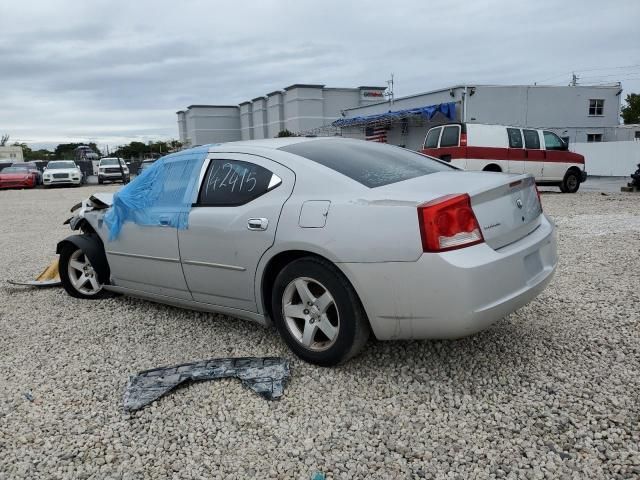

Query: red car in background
0;165;37;189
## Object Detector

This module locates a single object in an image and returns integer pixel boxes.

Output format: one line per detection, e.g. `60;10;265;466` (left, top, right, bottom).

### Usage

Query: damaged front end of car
57;192;114;286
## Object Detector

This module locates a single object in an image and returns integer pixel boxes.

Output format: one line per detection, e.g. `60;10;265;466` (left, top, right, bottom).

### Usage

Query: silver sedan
57;138;557;365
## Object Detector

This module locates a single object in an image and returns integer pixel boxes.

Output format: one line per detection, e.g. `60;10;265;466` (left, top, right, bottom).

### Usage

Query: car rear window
279;139;454;188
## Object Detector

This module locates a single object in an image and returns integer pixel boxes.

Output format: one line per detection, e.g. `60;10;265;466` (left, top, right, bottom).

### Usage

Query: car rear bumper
339;214;557;340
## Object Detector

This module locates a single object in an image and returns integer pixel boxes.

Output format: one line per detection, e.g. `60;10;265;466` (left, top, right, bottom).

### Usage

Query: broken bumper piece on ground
123;357;290;412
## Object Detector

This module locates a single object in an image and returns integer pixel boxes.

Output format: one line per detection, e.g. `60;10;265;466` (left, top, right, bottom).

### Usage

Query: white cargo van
421;123;587;193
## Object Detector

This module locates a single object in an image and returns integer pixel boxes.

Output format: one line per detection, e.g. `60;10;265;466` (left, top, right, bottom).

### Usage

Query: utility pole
570;72;578;86
385;73;395;107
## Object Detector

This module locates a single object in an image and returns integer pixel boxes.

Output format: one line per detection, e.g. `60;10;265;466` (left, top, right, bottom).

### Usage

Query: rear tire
561;170;580;193
271;257;370;366
59;243;113;300
483;164;502;172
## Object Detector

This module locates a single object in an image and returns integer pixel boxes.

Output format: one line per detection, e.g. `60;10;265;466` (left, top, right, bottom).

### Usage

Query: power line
536;63;640;84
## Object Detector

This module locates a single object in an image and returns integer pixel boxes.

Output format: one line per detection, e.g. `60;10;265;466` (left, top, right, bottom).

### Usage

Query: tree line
3;138;183;162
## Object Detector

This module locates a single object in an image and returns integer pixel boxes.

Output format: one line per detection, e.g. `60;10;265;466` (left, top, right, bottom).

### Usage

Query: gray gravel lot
1;186;639;479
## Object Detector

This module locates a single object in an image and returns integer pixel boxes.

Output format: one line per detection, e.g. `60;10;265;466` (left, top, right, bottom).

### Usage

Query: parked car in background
43;160;83;187
98;158;130;184
138;159;157;174
12;162;43;185
421;123;587;193
57;138;557;366
0;165;37;189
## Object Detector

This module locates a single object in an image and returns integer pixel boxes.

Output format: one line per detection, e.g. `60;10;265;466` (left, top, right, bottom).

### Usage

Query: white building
337;84;625;150
177;83;632;152
177;84;386;147
0;145;24;162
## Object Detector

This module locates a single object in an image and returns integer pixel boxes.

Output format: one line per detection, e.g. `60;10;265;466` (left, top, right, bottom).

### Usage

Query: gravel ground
0;186;639;479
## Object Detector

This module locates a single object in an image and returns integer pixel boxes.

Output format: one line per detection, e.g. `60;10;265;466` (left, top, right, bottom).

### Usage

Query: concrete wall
239;103;253;141
572;141;640;176
266;92;285;138
180;106;241;146
251;97;268;139
176;111;187;144
283;86;325;133
611;125;640;142
466;85;622;144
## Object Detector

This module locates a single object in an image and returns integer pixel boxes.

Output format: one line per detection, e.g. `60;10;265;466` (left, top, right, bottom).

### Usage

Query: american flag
365;126;388;143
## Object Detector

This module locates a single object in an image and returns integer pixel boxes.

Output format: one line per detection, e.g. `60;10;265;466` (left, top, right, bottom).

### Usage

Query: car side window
522;129;540;149
543;131;566;150
424;127;441;148
507;128;523;148
197;159;281;207
439;126;460;147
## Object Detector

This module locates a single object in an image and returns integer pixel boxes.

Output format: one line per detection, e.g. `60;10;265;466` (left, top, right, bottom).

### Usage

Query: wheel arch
565;165;582;176
259;249;368;330
483;163;502;172
56;234;110;284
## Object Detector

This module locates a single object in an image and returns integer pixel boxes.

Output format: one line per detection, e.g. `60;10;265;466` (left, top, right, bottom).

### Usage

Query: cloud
1;0;638;149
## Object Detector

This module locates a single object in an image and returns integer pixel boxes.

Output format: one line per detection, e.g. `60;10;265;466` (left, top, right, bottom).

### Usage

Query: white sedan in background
57;138;557;365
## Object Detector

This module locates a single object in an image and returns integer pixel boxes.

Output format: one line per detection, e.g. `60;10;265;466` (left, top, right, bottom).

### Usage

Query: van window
543;131;566;151
439;126;460;147
523;129;540;149
507;128;523;148
424;127;441;148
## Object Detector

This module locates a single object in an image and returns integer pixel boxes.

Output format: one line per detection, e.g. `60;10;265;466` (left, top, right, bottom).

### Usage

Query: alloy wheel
281;277;340;351
67;249;103;295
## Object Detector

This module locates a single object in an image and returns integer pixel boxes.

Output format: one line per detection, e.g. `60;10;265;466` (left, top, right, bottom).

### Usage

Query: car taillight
460;132;467;146
417;194;484;252
535;184;543;211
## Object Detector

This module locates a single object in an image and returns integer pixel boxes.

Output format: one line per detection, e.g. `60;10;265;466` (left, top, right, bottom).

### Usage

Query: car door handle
159;216;171;227
247;218;268;231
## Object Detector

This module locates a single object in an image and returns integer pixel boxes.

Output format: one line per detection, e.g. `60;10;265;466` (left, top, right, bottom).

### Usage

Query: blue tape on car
104;145;217;240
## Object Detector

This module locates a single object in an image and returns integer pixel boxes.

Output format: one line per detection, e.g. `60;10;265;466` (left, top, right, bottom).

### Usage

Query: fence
572;141;640;177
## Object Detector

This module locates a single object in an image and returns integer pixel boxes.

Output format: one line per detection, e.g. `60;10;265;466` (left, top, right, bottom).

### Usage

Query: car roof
207;136;337;153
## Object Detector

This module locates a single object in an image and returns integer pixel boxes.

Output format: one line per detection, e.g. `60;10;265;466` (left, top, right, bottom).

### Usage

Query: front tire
59;244;112;299
561;170;580;193
272;257;370;366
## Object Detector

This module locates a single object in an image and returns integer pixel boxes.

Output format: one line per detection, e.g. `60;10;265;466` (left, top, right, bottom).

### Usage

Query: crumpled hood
90;192;113;207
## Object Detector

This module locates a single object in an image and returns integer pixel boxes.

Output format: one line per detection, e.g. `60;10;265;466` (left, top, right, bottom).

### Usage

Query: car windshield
47;161;76;169
1;166;29;173
279;139;455;188
100;158;124;166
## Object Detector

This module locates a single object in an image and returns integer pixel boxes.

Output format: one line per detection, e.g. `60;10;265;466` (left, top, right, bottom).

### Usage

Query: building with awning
333;84;623;150
177;83;623;150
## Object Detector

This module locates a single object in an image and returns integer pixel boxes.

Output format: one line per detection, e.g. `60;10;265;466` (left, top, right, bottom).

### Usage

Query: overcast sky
1;0;639;150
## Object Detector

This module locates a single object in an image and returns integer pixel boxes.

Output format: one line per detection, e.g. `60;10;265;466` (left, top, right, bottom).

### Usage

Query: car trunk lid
469;175;541;249
375;171;542;250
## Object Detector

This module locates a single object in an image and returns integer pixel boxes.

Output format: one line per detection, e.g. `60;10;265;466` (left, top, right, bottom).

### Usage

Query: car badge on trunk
516;198;523;209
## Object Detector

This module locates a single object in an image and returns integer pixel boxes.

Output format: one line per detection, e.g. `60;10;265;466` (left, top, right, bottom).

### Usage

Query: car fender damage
122;357;290;412
56;234;110;284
